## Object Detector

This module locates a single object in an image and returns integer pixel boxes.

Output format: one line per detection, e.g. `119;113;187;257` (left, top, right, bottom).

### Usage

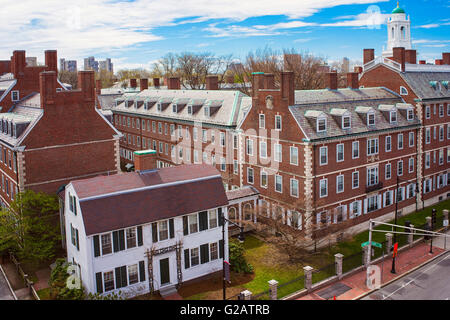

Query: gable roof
71;164;229;235
400;72;450;100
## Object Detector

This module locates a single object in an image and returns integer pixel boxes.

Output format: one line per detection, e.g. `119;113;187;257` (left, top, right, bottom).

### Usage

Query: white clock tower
383;2;412;57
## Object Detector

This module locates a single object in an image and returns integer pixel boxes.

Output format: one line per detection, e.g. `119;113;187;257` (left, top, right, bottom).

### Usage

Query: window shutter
95;272;103;294
75;229;80;251
349;203;354;219
69;195;73;212
115;267;122;289
113;231;119;252
219;239;224;259
183;216;188;236
200;244;210;264
218;208;223;226
169;219;174;239
93;235;100;257
73;197;77;215
152;223;158;243
199;211;208;231
118;230;125;251
120;266;127;288
139;261;146;282
137;226;143;246
184;249;190;269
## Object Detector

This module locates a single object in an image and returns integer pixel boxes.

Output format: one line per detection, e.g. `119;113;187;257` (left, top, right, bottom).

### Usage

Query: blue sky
1;0;449;70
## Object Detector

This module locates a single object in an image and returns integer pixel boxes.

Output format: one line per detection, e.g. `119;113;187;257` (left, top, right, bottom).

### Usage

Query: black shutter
120;266;127;288
200;244;209;264
93;235;100;257
184;249;190;269
139;261;146;282
219;239;224;259
118;230;125;251
218;208;223;226
75;229;79;251
152;223;158;243
169;219;174;239
183;216;188;235
73;197;77;215
199;211;208;231
95;272;103;294
137;226;143;246
115;267;122;289
113;231;119;252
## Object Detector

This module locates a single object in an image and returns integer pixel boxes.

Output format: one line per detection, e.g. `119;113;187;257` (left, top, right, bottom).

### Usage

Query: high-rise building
60;58;77;72
99;58;113;73
84;56;99;72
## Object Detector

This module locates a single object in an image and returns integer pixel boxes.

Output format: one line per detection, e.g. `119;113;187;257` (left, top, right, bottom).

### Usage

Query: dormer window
157;103;162;112
442;81;448;90
13;124;16;138
204;106;210;117
11;91;19;102
430;81;438;90
187;105;193;115
172;104;178;113
407;109;414;121
342;116;351;129
367;113;375;126
144;101;148;110
390;111;397;123
317;117;327;132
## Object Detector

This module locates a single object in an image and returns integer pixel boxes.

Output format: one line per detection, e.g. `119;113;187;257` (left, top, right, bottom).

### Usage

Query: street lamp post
221;211;245;300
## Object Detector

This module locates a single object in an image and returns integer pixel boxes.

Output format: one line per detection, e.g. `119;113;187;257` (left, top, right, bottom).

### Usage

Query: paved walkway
0;265;15;300
297;242;446;300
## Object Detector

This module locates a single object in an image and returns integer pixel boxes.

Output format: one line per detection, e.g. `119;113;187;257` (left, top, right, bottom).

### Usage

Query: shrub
229;238;254;274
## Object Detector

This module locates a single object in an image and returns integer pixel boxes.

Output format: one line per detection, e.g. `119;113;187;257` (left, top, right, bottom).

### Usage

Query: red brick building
0;50;121;207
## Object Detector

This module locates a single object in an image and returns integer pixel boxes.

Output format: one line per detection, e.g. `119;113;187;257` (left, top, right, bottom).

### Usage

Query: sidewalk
297;242;445;300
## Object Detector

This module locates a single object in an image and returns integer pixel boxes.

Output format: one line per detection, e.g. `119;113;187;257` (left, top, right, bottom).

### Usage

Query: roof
226;186;259;202
72;164;229;235
112;89;251;128
289;87;420;141
400;72;450;100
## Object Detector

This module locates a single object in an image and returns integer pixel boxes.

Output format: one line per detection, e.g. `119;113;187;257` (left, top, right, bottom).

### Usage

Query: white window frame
317;117;327;133
336;144;344;162
352;171;359;189
290;178;299;198
290;146;298;166
275;174;283;193
336;174;344;194
319;146;328;166
385;163;392;180
319;178;328;198
352;141;359;159
259;114;265;129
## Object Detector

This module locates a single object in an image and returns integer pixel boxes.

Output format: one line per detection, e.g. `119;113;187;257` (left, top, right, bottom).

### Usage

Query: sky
0;0;449;71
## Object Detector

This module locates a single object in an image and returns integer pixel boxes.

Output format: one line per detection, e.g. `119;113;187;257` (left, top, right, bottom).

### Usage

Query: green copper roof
392;2;405;14
134;149;156;155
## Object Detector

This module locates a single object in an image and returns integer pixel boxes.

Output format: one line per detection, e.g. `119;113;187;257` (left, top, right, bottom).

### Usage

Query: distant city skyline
1;0;449;71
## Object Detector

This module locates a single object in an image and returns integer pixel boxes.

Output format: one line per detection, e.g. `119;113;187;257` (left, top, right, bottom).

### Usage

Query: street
0;266;15;300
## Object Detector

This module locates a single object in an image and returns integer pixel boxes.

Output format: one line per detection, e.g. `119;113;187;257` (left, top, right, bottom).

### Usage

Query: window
190;248;199;267
259;114;265;129
259;141;267;159
407;109;414;121
439;126;444;141
336;175;344;193
233;160;238;175
409;158;414;173
290;178;299;198
439;149;444;165
367;113;375;126
352;171;359;189
275;115;282;130
367;194;379;213
260;170;268;188
425;128;431;144
367;138;379;156
208;210;218;229
352;141;359;159
319;147;328;165
158;122;162;134
290;146;298;165
220;132;225;147
398;134;403;150
425;105;431;119
439;104;444;117
390;111;397;123
126;228;136;249
247;168;254;184
210;242;218;261
101;234;112;255
317;117;327;132
159;220;169;241
275;175;282;193
384;191;393;207
385;163;392;180
104;271;115;292
233;134;238;149
342;116;351;129
274;143;282;162
320;179;328;198
128;265;139;285
367;167;379;186
11;91;19;101
193;127;198;141
385;136;392;152
189;214;198;234
336;144;344;162
400;86;408;96
350;201;361;218
246;139;253;156
397;160;403;176
409;132;414;147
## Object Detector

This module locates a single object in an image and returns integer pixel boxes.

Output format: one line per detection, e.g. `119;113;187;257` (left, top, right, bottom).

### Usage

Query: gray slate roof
401;72;450;100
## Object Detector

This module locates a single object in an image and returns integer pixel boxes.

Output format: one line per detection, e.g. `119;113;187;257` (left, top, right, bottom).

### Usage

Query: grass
36;287;52;300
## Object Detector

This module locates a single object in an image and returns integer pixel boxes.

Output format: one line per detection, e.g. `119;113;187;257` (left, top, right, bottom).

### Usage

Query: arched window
400;86;408;95
291;211;301;229
243;203;253;221
400;26;405;40
228;207;236;221
391;27;395;39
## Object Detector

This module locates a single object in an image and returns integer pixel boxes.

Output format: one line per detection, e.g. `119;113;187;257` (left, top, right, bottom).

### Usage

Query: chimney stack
153;78;160;88
140;78;148;91
354;66;363;74
392;47;406;71
347;72;359;89
326;72;338;90
206;75;219;90
134;150;157;172
435;59;444;65
78;71;95;102
264;73;276;89
95;79;102;95
419;60;426;65
130;78;137;88
168;77;181;90
40;71;57;107
405;49;417;64
252;72;265;97
281;71;295;106
443;53;450;65
12;50;26;78
363;49;375;64
45;50;58;73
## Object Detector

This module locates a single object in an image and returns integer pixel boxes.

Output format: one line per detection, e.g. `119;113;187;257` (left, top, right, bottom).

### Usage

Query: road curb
0;264;17;300
352;249;449;300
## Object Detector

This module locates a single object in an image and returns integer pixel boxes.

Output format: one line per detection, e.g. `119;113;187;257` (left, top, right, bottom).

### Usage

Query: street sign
361;241;382;249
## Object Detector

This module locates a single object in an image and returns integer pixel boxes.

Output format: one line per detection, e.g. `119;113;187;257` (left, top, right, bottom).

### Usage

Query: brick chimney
435;59;444;65
95;79;102;95
419;60;426;65
363;49;375;64
326;72;338;90
130;78;137;88
354;66;363;74
78;71;95;103
347;72;359;89
134;150;157;172
405;49;417;64
12;50;26;78
168;77;181;90
40;71;57;107
281;71;295;106
252;72;265;97
45;50;58;73
443;53;450;65
206;75;219;90
264;73;276;89
140;78;148;91
392;47;406;71
153;78;160;88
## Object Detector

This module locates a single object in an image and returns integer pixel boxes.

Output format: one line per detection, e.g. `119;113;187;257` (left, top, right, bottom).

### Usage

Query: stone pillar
241;290;252;300
363;246;369;268
334;254;344;279
303;266;313;291
426;216;432;228
386;233;393;254
268;280;278;300
408;224;414;247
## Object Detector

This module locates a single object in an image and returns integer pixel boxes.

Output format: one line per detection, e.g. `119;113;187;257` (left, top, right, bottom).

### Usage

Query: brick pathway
297;243;445;300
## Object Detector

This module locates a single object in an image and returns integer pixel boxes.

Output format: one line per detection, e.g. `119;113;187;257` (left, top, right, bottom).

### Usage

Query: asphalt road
0;266;15;300
363;229;450;300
